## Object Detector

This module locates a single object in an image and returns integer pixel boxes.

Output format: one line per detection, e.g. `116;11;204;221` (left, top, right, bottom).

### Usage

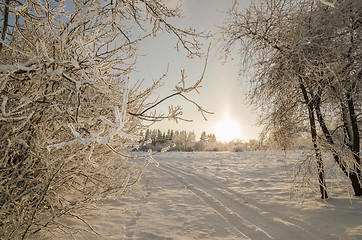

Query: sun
214;114;242;142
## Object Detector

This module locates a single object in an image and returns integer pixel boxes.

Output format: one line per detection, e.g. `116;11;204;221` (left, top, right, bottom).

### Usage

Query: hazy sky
131;0;261;141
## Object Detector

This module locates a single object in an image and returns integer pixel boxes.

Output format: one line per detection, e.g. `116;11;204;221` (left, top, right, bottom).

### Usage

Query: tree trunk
0;0;11;53
346;93;361;178
314;94;362;196
299;83;328;199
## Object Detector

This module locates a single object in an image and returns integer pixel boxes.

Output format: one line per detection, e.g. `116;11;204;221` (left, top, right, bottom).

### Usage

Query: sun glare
214;115;242;142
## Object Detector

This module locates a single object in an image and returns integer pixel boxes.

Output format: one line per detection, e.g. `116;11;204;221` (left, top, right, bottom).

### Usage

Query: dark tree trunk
314;94;362;196
0;0;11;53
346;94;361;178
341;103;353;144
299;82;328;199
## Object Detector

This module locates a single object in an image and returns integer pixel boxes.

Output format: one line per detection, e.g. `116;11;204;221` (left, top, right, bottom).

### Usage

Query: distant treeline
137;129;261;152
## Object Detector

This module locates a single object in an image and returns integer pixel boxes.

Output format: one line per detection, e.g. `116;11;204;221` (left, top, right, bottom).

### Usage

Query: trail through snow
157;164;331;240
39;151;362;240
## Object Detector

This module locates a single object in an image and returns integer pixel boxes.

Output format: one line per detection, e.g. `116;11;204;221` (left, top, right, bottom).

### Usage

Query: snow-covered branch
0;0;209;238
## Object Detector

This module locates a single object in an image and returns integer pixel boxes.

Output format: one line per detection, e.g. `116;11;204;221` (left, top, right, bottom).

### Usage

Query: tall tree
200;131;207;142
221;0;361;197
0;0;210;238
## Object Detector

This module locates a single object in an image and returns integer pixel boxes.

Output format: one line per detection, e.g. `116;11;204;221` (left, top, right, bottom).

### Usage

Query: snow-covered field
42;151;362;239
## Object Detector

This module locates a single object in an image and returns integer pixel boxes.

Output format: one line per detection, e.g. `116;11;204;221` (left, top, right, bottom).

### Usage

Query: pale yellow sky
131;0;261;141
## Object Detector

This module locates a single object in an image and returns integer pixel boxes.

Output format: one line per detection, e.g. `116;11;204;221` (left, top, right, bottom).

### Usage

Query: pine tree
200;131;207;142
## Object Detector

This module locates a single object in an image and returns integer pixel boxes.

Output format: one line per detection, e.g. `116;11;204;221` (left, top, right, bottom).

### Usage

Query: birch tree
221;0;361;198
0;0;209;238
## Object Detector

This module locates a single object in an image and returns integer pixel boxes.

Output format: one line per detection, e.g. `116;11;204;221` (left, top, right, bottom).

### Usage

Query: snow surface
40;151;361;239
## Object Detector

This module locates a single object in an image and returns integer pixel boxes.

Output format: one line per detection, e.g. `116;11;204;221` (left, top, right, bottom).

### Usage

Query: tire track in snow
156;164;333;240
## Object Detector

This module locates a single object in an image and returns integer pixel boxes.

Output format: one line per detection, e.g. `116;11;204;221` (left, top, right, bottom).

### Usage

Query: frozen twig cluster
0;0;210;238
221;0;361;199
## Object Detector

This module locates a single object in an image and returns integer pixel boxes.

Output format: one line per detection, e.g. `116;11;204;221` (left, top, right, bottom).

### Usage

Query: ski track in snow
37;151;361;239
156;164;334;240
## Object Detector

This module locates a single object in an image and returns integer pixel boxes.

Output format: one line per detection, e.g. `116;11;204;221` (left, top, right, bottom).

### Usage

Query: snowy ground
40;151;362;239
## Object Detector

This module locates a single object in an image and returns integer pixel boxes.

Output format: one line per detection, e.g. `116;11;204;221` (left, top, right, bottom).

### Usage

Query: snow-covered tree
186;131;196;151
0;0;210;238
208;133;216;143
200;131;207;142
221;0;361;198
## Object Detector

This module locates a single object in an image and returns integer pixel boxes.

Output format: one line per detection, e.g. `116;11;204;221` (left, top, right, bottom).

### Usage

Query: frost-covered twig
0;1;209;238
128;43;213;122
